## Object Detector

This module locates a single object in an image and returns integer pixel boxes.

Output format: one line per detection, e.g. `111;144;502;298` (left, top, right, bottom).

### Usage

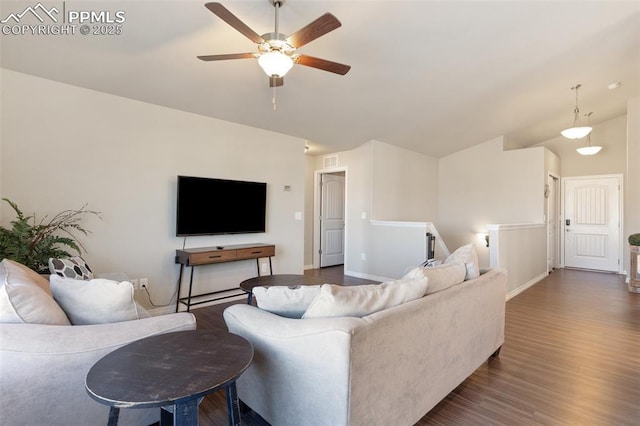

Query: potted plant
0;198;101;274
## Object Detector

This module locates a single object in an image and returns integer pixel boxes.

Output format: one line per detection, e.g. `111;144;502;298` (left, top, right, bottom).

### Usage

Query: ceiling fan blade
287;13;342;48
269;76;284;87
296;55;351;75
197;53;256;61
205;2;264;44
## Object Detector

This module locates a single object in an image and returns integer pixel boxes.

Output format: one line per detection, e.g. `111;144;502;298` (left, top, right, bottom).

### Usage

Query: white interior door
320;173;345;267
563;176;621;272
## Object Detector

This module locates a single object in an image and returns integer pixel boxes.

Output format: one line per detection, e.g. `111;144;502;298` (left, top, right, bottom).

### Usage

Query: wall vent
323;155;338;169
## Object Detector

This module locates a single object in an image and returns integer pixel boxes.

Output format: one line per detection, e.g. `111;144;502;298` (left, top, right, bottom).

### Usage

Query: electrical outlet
260;262;269;274
139;277;148;288
130;278;139;290
361;252;366;261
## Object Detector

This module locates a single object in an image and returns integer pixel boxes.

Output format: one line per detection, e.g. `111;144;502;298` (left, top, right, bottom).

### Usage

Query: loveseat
0;259;197;426
224;265;507;426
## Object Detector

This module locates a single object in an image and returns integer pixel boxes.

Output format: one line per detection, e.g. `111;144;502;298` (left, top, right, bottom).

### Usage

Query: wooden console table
175;243;275;312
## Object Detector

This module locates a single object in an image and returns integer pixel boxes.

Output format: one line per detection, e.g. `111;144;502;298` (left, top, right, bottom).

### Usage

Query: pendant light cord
571;84;582;126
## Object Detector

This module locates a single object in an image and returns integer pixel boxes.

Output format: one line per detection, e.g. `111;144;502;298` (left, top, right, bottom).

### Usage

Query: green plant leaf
0;199;101;273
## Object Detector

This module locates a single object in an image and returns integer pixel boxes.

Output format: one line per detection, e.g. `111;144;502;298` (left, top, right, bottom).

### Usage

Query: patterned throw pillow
48;256;94;280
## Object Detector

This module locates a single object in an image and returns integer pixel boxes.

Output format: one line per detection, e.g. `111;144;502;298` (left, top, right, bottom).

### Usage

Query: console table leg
186;266;195;312
175;264;185;313
226;382;241;426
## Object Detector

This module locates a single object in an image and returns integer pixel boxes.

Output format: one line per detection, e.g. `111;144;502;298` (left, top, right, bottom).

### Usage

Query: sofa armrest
223;305;365;426
0;313;196;426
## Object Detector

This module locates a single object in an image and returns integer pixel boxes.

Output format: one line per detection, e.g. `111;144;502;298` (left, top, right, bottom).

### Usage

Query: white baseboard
506;272;548;301
343;269;390;283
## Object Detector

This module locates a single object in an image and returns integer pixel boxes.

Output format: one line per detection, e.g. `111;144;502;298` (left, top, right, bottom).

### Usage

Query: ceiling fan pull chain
273;86;277;111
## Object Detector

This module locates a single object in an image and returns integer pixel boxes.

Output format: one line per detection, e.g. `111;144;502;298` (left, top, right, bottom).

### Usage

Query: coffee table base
106;383;240;426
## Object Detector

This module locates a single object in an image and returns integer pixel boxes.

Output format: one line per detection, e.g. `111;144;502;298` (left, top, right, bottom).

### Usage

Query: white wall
438;136;547;266
0;66;3;217
489;223;548;297
371;140;439;221
1;70;306;306
325;143;372;275
625;98;640;280
309;140;440;278
304;154;316;267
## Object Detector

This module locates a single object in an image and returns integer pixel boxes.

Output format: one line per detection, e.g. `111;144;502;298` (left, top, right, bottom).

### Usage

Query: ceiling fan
197;1;351;87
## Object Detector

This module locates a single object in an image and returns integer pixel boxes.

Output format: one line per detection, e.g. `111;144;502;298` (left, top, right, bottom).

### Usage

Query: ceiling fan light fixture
258;51;294;78
561;83;592;139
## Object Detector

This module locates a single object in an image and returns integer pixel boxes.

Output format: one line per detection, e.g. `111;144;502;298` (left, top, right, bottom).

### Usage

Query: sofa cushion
48;256;94;280
403;262;467;294
445;243;480;280
253;285;321;318
0;259;71;325
302;277;428;319
50;275;139;325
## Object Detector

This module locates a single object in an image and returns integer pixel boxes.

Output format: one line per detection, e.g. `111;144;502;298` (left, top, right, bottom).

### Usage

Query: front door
563;175;621;272
320;173;345;267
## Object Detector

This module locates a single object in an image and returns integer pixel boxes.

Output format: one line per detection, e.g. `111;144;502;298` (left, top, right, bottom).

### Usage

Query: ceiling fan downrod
272;0;282;35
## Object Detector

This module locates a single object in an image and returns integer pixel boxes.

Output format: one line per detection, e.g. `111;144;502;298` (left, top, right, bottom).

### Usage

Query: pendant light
576;112;602;155
561;84;592;139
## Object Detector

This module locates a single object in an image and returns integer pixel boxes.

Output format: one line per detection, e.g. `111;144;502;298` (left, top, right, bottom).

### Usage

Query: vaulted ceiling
2;0;639;157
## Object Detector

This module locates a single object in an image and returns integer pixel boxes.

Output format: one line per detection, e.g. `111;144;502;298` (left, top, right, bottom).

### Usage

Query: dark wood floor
192;267;640;425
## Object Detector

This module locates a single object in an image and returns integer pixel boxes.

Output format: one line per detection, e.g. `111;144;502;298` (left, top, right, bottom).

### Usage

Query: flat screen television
176;175;267;236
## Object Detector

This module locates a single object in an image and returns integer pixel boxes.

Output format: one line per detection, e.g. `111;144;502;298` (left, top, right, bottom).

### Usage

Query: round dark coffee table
85;329;253;426
239;274;327;304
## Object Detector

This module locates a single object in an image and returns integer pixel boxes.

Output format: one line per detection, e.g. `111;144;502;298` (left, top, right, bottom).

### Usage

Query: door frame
546;173;560;272
559;173;624;273
313;166;348;269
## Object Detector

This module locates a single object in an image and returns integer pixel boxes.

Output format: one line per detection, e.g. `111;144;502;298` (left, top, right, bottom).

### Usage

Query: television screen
176;176;267;236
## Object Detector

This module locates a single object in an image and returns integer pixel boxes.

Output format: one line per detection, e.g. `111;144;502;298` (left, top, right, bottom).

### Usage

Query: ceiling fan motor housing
259;32;295;55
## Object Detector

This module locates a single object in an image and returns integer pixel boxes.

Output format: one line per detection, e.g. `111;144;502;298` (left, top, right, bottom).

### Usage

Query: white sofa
223;268;507;426
0;259;197;426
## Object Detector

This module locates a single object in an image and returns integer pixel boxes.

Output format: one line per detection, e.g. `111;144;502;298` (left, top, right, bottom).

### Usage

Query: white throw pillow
403;262;466;294
253;285;322;318
302;277;428;319
0;259;71;325
445;243;480;280
50;275;139;325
